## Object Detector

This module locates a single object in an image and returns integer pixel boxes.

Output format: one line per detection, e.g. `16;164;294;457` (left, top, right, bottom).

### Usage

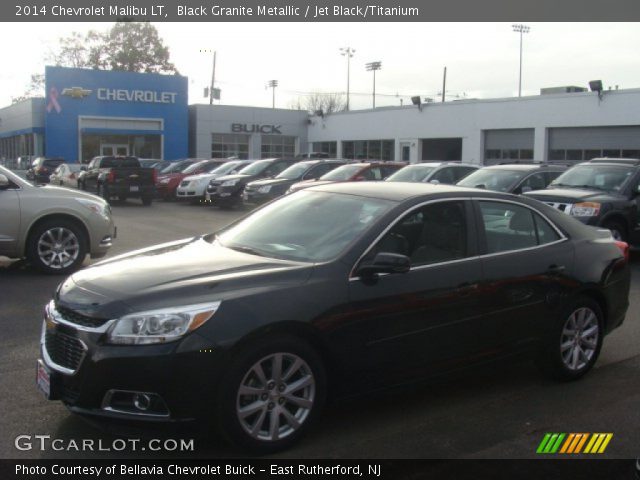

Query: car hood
184;173;220;182
157;173;183;181
525;187;619;203
56;237;312;318
248;178;296;188
38;184;106;202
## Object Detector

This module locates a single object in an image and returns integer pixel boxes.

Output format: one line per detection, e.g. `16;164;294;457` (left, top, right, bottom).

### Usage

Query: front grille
45;329;85;372
207;181;221;193
55;303;109;328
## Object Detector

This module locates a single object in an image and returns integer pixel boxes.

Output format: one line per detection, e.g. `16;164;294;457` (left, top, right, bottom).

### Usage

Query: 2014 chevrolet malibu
37;183;630;452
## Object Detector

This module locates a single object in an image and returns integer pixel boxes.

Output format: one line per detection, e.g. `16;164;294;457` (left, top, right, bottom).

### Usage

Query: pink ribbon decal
46;87;61;113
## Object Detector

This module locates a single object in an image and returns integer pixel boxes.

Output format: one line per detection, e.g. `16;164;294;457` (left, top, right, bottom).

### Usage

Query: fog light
133;393;152;411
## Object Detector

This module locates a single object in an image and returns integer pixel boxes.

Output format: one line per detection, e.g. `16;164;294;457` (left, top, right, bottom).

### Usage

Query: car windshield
457;169;527;192
211;161;243;175
386;165;436;182
161;161;193;174
276;163;312;180
216;190;394;262
319;164;362;181
550;165;634;192
182;161;212;175
238;160;271;175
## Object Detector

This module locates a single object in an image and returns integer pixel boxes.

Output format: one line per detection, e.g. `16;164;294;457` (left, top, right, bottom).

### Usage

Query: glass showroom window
261;135;296;159
313;141;337;156
342;140;395;161
211;134;250;159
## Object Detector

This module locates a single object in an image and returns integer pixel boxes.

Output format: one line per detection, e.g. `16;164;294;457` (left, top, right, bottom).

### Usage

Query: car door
474;199;574;353
0;181;21;256
346;199;484;385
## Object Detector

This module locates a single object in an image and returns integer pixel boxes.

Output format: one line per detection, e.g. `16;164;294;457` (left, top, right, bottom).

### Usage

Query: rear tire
217;335;326;453
536;296;604;381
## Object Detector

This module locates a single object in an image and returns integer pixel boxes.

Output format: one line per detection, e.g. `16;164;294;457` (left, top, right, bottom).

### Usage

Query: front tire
537;296;604;381
217;335;326;453
26;219;87;274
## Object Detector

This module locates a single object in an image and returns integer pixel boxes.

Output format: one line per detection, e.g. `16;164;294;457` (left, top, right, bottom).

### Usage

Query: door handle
547;264;565;275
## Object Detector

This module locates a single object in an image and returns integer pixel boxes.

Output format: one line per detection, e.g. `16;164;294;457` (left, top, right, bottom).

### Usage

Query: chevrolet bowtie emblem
61;87;92;99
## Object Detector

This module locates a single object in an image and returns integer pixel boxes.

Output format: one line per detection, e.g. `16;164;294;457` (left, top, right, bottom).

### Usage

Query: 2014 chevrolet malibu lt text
37;183;630;452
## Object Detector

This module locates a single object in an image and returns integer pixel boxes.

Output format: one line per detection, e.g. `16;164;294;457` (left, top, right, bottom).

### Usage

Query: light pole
267;80;278;108
512;24;530;97
340;47;355;111
365;61;382;109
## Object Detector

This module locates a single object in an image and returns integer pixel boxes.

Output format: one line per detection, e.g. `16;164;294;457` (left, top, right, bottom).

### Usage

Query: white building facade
306;88;640;165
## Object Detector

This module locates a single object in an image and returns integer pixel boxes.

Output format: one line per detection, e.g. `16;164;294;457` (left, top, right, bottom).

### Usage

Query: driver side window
371;201;468;267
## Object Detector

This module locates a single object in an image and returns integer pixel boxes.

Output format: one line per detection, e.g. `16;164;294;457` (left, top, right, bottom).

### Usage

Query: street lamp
267;79;278;108
340;47;355;111
365;61;382;109
512;24;530;97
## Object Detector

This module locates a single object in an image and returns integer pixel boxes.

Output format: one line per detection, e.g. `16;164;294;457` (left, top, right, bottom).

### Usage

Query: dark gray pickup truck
525;158;640;245
81;156;156;206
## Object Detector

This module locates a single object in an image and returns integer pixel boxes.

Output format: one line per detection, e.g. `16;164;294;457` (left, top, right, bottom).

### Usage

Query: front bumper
205;185;243;206
88;215;116;258
176;183;206;200
38;301;227;422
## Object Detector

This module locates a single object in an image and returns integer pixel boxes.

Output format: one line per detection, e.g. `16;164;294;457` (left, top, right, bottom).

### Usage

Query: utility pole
442;66;447;102
340;47;355;111
267;80;278;109
209;50;217;105
512;24;530;97
365;61;382;109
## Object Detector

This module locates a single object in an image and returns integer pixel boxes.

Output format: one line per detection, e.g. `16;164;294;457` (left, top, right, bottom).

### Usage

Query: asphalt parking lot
1;198;639;460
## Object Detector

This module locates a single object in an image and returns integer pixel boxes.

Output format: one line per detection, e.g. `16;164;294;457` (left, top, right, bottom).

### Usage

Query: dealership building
1;66;640;165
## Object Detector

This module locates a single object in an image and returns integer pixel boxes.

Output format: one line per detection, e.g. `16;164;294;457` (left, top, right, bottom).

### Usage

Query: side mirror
0;174;10;189
474;184;487;189
429;179;440;185
356;252;411;278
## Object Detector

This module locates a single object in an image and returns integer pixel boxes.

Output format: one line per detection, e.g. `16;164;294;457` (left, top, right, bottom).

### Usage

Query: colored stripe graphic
538;433;613;454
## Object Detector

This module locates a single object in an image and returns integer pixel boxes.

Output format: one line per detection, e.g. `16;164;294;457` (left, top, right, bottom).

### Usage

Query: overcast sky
2;22;639;109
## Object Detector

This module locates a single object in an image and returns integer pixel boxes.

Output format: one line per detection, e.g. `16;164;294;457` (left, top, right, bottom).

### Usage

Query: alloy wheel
560;307;599;371
36;227;80;270
236;352;315;442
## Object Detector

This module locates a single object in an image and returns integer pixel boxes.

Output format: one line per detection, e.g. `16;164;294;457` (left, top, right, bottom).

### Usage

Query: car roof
308;180;500;201
481;163;565;171
585;157;640;166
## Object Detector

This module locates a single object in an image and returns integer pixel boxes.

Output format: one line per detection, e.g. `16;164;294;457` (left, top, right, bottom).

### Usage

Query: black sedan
243;159;345;205
37;183;630;453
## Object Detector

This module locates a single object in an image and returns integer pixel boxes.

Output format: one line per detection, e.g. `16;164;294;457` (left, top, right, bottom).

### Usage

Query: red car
287;161;406;194
156;159;227;200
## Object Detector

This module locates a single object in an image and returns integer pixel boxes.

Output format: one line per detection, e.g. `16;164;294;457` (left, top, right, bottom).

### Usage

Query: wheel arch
575;288;609;331
24;213;91;257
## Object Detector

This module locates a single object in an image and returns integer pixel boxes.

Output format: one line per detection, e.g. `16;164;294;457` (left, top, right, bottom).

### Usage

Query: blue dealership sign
45;66;188;162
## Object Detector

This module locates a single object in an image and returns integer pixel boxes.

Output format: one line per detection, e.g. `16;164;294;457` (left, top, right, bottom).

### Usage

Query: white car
49;163;84;188
176;160;253;203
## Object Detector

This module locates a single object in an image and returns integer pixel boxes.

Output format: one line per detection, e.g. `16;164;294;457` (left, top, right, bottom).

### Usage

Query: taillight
614;240;629;262
107;170;115;183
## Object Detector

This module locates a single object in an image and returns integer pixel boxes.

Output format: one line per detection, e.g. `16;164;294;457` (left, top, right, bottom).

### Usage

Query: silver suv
0;166;115;274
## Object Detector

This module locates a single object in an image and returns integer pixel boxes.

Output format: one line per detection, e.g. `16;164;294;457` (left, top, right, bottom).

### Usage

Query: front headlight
107;302;220;345
570;202;601;217
221;179;239;187
76;198;110;219
258;185;272;193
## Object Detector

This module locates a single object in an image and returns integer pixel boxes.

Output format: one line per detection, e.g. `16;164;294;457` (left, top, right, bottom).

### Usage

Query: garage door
484;129;534;164
549;126;640;162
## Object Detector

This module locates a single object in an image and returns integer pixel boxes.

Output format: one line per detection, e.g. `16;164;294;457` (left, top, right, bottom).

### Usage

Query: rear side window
479;201;561;254
431;167;457;184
